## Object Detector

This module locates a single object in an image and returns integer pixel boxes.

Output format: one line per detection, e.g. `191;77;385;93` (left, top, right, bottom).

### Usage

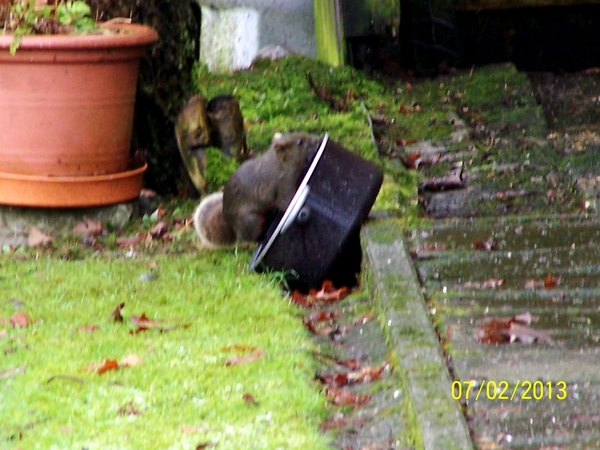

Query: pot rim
0;23;158;50
0;163;147;183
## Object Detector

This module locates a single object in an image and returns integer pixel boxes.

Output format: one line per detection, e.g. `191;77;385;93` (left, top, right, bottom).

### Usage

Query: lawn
1;243;330;449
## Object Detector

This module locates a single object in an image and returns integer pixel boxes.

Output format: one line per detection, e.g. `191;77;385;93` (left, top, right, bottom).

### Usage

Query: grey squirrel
193;132;320;248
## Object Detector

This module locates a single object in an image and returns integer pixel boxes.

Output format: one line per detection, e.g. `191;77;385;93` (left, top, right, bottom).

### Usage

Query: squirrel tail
193;192;236;248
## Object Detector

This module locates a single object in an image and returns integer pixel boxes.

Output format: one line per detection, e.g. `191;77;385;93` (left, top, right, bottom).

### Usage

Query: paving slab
363;220;473;450
405;214;600;448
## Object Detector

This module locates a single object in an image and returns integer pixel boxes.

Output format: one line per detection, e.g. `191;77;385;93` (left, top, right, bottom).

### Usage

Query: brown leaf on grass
474;312;552;345
87;355;142;375
120;354;143;368
0;365;27;380
129;313;189;334
325;386;371;407
115;235;143;247
195;443;216;450
225;348;265;366
10;311;32;328
150;207;166;220
94;359;120;375
28;227;53;247
242;393;258;405
149;221;169;239
72;218;103;236
77;324;100;333
130;313;158;332
473;236;497;251
117;401;142;416
110;302;125;322
455;278;505;290
221;344;258;353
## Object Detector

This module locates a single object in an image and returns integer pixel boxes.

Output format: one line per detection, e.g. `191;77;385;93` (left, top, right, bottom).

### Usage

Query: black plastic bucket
250;134;383;292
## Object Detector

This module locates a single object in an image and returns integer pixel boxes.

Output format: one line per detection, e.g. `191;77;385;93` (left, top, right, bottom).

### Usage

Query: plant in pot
0;0;158;207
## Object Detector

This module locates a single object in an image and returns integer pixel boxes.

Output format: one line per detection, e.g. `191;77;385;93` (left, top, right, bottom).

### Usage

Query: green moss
0;252;329;449
192;55;420;208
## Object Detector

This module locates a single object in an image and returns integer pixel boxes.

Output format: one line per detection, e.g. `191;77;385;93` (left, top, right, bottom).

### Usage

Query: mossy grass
0;248;330;449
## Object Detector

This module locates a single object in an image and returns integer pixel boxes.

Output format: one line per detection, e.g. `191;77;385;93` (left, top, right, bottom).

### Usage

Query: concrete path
364;213;600;449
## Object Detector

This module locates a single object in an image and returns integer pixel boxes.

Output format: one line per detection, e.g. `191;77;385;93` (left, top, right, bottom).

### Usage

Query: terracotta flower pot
0;23;158;178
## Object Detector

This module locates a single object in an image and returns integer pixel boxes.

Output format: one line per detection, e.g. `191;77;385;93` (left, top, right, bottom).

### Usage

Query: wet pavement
407;216;600;449
358;66;600;449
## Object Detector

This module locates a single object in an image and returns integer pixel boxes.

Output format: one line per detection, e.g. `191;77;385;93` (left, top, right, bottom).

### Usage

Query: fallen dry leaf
318;362;389;388
524;273;560;290
474;312;552;345
325;386;371;407
129;313;189;334
95;359;119;375
225;348;265;366
110;302;125;322
10;311;32;328
310;280;350;302
292;281;351;307
320;414;366;431
72;218;103;236
117;401;142;416
242;393;258;405
116;235;143;247
0;365;26;380
120;354;143;368
28;227;53;247
77;324;100;333
473;236;497;251
303;318;336;336
419;169;466;192
149;221;169;239
544;272;559;288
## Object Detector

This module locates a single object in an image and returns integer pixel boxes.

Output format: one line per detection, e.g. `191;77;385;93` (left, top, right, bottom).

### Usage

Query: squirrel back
193;132;320;247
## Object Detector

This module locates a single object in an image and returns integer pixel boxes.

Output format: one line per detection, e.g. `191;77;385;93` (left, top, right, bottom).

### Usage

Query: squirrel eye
296;139;304;146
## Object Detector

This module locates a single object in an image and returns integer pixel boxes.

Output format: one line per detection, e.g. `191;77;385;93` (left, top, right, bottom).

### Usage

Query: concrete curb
363;219;473;450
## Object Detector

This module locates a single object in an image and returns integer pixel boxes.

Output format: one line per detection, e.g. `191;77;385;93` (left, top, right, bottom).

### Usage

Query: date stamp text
451;380;567;401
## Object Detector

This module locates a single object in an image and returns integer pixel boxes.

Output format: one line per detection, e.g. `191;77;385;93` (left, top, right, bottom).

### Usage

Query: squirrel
193;132;320;248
